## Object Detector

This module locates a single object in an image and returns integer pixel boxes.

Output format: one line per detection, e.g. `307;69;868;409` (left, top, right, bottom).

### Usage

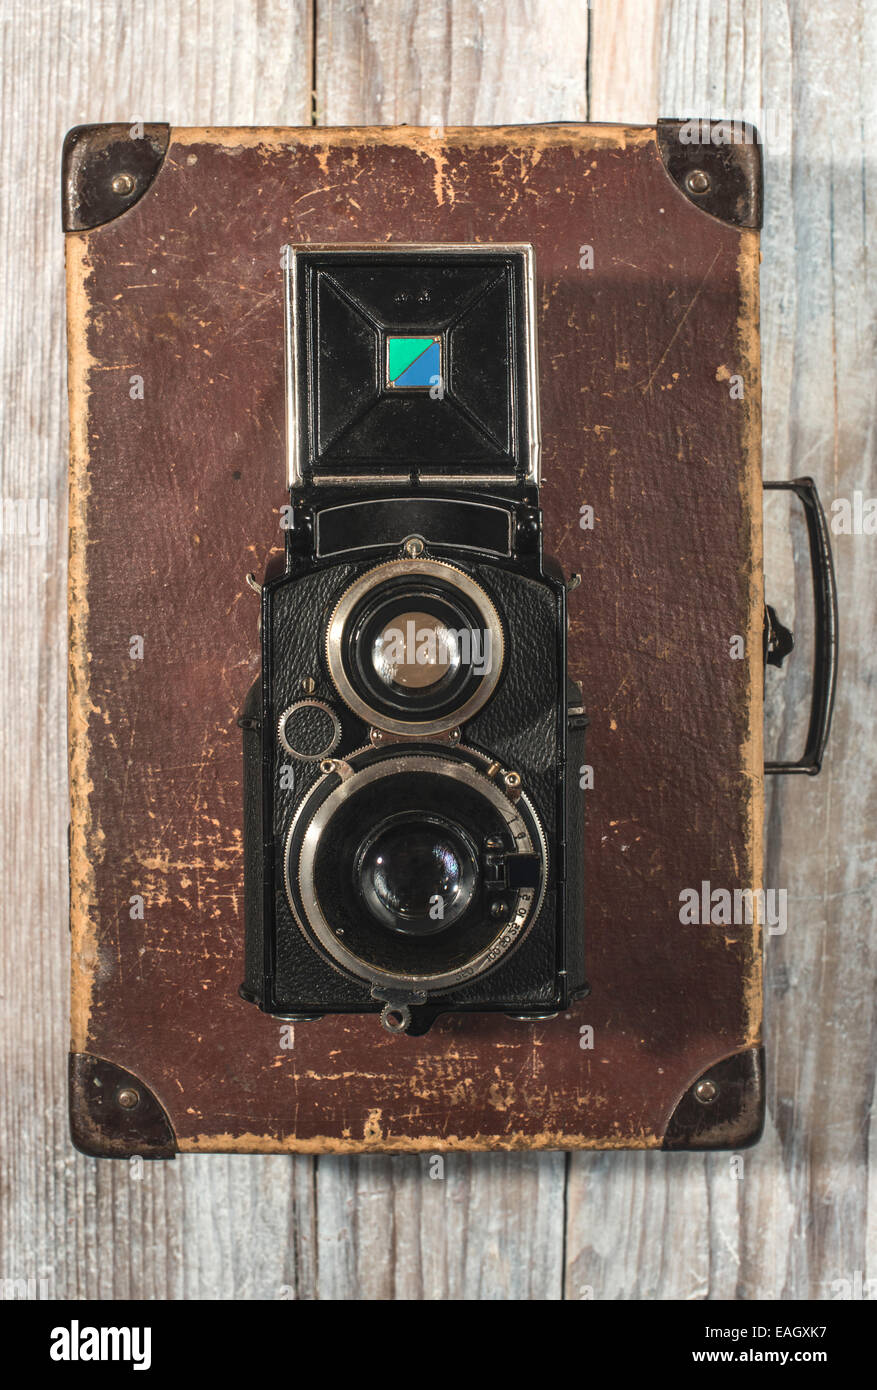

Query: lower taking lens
356;817;476;936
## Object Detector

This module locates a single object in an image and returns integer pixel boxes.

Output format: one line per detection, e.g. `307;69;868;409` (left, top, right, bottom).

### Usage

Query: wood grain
1;0;873;1300
0;0;316;1304
567;0;877;1302
589;0;663;123
315;0;589;126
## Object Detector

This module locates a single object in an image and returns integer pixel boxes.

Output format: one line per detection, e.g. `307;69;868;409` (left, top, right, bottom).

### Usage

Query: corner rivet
116;1086;140;1110
111;171;136;196
685;168;711;196
694;1079;718;1104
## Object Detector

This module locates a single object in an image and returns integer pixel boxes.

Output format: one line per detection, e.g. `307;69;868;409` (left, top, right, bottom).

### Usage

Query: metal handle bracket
763;478;838;775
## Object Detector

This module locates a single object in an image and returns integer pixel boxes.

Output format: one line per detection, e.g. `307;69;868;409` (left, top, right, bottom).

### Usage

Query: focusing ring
284;745;547;994
325;558;504;735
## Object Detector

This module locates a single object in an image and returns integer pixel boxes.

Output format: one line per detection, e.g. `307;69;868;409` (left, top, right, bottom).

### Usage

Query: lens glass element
371;610;461;690
355;815;477;936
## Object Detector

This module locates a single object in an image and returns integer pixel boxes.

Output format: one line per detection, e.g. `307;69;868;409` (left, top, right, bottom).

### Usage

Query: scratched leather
68;126;761;1150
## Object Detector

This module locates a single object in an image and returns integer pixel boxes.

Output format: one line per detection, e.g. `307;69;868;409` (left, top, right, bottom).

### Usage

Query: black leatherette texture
243;550;578;1015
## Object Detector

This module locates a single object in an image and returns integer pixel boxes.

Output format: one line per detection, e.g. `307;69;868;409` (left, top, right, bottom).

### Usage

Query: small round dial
277;700;341;761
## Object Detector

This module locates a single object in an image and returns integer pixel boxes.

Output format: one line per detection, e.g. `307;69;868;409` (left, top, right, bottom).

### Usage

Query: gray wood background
1;0;873;1300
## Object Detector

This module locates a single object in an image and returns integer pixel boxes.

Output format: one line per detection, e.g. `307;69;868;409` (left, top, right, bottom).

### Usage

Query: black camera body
240;244;587;1035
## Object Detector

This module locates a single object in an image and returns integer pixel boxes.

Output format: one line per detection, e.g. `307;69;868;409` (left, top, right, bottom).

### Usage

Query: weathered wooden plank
306;0;592;1301
2;0;872;1305
589;0;663;123
0;0;314;1302
566;0;876;1300
314;1151;566;1299
753;0;877;1302
315;0;589;125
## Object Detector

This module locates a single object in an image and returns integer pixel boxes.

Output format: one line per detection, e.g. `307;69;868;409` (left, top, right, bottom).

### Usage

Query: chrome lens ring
325;559;504;735
284;747;547;993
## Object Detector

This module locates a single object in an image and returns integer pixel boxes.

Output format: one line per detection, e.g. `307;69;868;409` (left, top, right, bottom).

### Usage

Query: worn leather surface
565;704;588;999
67;125;762;1151
241;681;263;999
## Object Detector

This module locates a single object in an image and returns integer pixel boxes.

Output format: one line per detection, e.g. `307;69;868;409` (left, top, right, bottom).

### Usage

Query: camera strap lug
370;988;429;1036
486;762;523;803
319;756;354;781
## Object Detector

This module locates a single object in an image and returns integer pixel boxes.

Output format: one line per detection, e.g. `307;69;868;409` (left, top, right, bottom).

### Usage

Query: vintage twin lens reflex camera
239;244;587;1036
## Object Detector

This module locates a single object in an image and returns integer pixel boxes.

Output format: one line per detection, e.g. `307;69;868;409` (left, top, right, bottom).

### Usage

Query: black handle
763;478;838;775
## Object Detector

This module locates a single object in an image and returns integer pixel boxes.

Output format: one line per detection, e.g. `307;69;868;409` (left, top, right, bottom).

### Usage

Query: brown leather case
64;121;764;1156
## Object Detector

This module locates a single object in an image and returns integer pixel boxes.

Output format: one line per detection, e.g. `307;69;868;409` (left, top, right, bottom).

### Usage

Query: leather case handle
763;478;838;775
